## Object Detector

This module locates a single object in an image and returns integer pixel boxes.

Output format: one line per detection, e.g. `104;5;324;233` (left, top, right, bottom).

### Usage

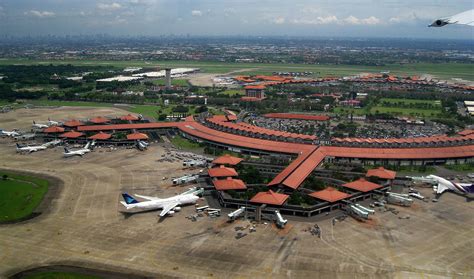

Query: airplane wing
159;201;179;217
134;194;160;201
430;9;474;27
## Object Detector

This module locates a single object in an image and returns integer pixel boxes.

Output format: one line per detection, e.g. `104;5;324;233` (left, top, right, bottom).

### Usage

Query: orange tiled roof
250;190;289;205
343;178;382;192
63;119;84;127
212;154;243;166
366;167;396;180
208;165;238;178
59;131;84;138
89;116;110;124
43;126;65;133
89;132;112;140
126;132;149;140
308;187;351;202
120;114;139;121
213;178;247;191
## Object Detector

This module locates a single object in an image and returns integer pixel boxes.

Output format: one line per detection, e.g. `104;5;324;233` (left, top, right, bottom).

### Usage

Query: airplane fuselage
123;194;199;211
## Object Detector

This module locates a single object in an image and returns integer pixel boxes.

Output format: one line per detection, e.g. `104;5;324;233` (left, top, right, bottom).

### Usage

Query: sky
0;0;473;39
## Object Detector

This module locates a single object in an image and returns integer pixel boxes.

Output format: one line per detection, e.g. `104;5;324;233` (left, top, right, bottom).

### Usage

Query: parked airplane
63;141;94;157
47;118;61;126
120;187;203;217
135;140;149;151
425;175;474;197
429;9;473;27
32;121;49;129
0;129;20;137
16;143;47;153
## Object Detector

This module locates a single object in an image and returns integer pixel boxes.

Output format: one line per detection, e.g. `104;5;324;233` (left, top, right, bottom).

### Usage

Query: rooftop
59;131;84;138
208;165;238;178
126;132;149;140
89;132;112;140
250;190;289;206
43;126;65;133
89;116;110;124
366;167;396;180
343;178;382;192
212;154;243;166
308;187;351;202
212;178;247;191
63;119;84;127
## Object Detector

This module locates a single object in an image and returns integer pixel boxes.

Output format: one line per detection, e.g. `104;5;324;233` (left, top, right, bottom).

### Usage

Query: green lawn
443;163;474;172
170;135;202;150
369;106;442;118
218;89;245;96
0;171;49;222
152;79;189;87
23;271;101;279
379;98;441;107
1;59;472;80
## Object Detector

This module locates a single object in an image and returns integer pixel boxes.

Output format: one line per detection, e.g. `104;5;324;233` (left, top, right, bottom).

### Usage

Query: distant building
244;85;266;100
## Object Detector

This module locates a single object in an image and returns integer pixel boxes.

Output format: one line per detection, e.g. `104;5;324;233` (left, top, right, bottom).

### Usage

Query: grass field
23;271;101;279
1;59;472;81
152;79;189;87
0;171;49;222
369;106;441;118
379;98;442;106
218;89;245;96
170;135;202;150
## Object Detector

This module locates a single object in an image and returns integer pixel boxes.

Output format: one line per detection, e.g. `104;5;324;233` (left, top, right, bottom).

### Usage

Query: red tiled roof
43;126;65;133
366;167;396;180
458;129;474;136
59;131;84;138
89;116;110;124
126;132;149;140
120;114;139;121
226;114;238;121
282;149;326;189
212;154;243;166
208;165;238;178
268;149;316;186
89;132;112;140
63;119;84;127
77;122;178;132
244;85;266;90
343;178;382;192
263;113;330;121
250;190;289;206
309;187;351;202
213;178;247;191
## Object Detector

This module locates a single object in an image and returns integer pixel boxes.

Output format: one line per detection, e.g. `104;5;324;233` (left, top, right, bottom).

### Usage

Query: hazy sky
0;0;473;39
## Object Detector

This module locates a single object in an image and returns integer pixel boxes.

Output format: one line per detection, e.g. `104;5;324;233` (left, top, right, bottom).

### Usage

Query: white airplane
0;129;20;137
63;141;94;157
429;9;474;27
47;118;61;126
120;187;203;217
135;140;149;151
32;121;49;129
16;143;47;153
426;175;473;196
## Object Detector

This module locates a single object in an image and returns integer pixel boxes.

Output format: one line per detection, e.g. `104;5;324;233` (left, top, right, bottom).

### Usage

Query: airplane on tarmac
63;141;94;157
47;118;61;126
32;121;49;129
120;187;204;217
0;129;20;137
429;9;473;27
135;140;149;151
16;143;47;153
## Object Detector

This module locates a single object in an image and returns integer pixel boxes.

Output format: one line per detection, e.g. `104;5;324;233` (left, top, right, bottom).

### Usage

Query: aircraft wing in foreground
429;9;474;27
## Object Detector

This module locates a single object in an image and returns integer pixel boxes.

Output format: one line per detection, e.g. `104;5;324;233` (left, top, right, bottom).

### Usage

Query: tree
158;113;167;121
2;174;8;180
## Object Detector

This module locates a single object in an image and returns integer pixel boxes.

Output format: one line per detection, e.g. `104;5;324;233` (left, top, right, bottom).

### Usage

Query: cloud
24;10;56;18
97;3;122;11
273;16;286;24
191;10;202;17
292;15;338;25
343;15;381;25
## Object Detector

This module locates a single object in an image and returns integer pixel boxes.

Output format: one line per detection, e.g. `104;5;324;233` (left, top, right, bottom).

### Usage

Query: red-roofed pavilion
208;165;238;178
308;187;351;202
366;167;396;180
89;116;110;124
126;132;149;140
63;119;84;128
120;114;139;121
60;131;84;139
343;178;382;192
250;190;289;206
43;126;65;133
212;154;243;166
89;132;112;140
213;178;247;191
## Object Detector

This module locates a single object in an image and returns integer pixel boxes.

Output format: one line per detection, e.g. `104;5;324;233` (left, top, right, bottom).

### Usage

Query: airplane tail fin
16;143;21;149
122;193;139;204
64;147;70;153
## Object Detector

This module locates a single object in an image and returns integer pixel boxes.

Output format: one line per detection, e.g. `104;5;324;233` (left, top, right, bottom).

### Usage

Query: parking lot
0;107;473;278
